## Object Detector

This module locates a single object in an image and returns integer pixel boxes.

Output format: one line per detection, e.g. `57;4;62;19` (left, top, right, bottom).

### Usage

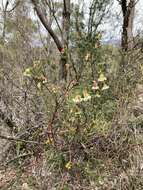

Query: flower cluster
92;73;109;94
65;161;72;170
72;90;91;103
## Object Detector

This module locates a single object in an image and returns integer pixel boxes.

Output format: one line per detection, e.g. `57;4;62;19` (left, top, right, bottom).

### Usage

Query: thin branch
0;134;45;145
45;0;63;36
6;0;20;12
4;153;33;165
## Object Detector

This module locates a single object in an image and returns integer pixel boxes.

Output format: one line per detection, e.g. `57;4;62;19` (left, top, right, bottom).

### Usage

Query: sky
72;0;143;40
1;0;143;41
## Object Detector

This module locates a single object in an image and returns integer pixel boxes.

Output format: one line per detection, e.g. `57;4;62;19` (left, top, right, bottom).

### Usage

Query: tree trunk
127;1;135;49
59;0;71;82
2;0;9;42
121;0;135;51
31;0;71;83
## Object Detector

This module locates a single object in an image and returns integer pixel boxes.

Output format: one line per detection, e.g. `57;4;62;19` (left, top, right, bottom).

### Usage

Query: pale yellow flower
102;83;109;90
85;53;90;61
98;73;107;82
23;68;32;77
83;90;91;101
73;95;82;103
65;161;72;170
92;85;99;90
95;92;101;98
83;95;91;101
45;138;53;144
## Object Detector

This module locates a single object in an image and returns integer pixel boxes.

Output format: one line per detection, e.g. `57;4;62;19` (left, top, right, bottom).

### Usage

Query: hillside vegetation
0;0;143;189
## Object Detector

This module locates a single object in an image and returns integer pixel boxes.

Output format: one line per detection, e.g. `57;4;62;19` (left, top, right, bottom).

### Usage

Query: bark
62;0;71;49
59;0;71;82
120;0;135;51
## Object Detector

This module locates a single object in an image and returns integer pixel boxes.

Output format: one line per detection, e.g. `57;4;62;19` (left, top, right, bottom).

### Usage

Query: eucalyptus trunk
121;0;135;51
59;0;71;82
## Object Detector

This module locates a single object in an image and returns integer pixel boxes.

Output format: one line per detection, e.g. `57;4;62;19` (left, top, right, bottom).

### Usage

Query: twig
4;153;33;166
6;0;20;12
0;134;45;145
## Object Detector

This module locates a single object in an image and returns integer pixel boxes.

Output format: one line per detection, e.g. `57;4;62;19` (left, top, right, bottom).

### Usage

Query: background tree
31;0;71;82
118;0;136;51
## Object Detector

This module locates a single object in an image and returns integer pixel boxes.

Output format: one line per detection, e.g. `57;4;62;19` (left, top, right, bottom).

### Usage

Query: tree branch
6;0;20;12
44;0;63;36
31;0;63;52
